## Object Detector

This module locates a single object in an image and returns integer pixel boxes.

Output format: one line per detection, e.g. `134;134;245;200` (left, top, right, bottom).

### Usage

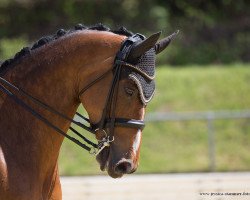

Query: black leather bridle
0;33;147;155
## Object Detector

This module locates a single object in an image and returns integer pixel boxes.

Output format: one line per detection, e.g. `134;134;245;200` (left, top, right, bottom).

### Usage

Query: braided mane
0;23;133;74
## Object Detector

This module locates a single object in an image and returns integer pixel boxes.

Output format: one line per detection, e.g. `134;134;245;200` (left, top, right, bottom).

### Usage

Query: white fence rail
145;110;250;121
145;110;250;171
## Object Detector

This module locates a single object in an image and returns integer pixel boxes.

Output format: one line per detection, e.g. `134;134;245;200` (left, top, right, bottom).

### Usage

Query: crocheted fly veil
118;30;178;105
123;47;156;105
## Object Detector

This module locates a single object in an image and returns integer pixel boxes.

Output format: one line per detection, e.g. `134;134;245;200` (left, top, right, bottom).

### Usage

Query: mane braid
0;23;133;74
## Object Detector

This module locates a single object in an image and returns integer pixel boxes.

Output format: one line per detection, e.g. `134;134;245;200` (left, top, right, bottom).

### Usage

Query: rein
0;34;147;155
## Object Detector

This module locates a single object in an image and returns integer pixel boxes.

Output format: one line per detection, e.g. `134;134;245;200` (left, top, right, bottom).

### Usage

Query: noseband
0;34;147;155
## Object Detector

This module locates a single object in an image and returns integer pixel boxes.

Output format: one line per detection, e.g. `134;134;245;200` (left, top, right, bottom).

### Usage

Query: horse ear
127;32;161;62
155;30;179;54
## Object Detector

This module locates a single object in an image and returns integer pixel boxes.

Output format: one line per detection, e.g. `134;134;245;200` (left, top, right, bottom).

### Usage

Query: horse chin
107;168;124;178
96;147;110;171
96;147;124;178
105;159;127;179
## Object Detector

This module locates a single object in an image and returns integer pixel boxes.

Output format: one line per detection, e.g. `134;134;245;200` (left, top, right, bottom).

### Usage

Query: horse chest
0;144;58;200
0;154;36;199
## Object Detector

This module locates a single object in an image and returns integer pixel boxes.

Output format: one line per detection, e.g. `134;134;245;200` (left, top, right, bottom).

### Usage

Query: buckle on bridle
89;128;115;156
90;136;114;156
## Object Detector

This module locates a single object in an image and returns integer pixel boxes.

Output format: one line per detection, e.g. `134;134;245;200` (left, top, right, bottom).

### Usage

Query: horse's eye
124;87;135;96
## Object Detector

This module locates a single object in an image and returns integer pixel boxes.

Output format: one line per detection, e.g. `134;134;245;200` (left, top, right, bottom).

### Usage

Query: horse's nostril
115;160;133;174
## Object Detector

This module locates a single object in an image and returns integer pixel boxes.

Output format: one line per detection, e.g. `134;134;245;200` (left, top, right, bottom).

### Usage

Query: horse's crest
0;23;133;74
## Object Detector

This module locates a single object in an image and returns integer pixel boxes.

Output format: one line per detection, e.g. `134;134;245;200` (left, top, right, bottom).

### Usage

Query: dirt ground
61;172;250;200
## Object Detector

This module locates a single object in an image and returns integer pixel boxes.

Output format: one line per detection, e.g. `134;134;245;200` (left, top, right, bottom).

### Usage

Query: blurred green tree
0;0;249;64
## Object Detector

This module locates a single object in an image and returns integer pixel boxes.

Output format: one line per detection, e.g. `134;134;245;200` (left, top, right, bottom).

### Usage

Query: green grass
59;64;250;175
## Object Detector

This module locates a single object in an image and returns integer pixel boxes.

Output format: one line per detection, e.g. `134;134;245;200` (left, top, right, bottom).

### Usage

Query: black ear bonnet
125;48;156;105
115;34;156;105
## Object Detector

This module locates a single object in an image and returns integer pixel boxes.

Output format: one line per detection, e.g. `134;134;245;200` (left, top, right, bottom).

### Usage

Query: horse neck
0;31;124;175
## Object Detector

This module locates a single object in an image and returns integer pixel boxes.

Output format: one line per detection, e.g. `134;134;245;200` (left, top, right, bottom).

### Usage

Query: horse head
79;30;178;178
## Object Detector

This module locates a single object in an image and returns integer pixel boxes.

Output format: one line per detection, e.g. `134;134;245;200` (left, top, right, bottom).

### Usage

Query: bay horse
0;24;177;199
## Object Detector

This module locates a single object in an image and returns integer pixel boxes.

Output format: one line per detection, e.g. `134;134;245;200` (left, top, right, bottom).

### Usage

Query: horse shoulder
0;146;9;199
